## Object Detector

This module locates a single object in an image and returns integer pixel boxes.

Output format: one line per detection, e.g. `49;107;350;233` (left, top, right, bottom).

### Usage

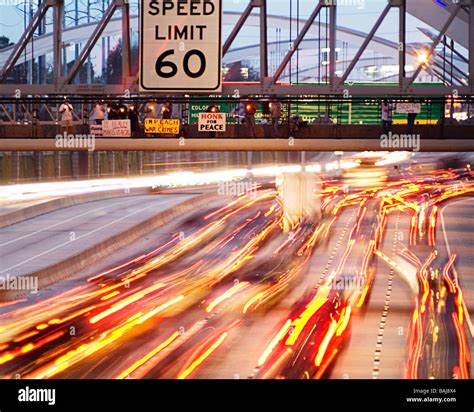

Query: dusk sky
0;0;434;44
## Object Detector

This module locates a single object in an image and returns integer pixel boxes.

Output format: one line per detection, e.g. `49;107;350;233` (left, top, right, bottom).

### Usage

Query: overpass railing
0;95;473;139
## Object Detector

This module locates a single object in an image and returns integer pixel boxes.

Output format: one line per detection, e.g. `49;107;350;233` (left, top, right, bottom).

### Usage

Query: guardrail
0;124;473;141
1;95;473;130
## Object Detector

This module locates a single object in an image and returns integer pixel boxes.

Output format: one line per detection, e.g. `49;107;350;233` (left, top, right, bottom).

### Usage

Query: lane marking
316;209;356;288
0;198;184;275
372;211;400;379
0;197;153;247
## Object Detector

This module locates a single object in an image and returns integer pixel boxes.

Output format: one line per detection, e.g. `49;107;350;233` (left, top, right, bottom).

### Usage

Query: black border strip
1;379;472;409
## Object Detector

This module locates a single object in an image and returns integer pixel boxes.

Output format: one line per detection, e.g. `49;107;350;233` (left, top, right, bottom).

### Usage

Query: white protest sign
198;112;226;132
102;120;131;137
396;103;421;114
90;124;103;137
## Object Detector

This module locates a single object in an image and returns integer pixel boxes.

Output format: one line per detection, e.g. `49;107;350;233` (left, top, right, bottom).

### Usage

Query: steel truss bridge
0;0;474;97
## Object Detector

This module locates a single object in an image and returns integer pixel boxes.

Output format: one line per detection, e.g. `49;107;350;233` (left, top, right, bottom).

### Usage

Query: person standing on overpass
270;98;282;138
161;100;173;119
59;97;73;133
381;100;393;133
107;102;119;120
244;99;258;138
144;100;157;137
407;111;417;134
128;104;140;137
145;100;157;119
93;100;106;125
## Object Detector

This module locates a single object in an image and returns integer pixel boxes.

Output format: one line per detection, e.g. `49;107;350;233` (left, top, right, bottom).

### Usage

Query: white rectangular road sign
140;0;222;92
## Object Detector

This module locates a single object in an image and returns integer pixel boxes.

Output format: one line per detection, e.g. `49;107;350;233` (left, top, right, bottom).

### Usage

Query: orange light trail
451;312;470;379
258;319;292;367
116;331;180;379
315;319;337;367
89;282;167;324
205;282;250;313
136;295;185;325
48;305;97;325
285;297;327;346
243;291;265;314
336;306;351;336
100;291;121;301
177;332;228;379
443;254;457;294
13;330;40;343
0;330;65;367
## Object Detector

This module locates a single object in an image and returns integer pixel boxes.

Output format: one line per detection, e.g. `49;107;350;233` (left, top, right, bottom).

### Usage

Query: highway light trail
0;164;473;379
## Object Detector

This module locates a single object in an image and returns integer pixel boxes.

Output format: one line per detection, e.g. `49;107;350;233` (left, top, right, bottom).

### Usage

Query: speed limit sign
140;0;222;92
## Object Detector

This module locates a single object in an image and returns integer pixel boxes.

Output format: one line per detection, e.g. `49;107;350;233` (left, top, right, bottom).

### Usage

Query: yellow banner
144;119;180;134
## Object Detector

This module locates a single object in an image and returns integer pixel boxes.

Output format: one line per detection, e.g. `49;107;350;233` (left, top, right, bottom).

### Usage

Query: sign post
140;0;222;92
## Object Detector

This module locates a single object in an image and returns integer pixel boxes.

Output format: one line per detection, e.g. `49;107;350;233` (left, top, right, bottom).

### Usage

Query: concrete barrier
0;192;219;301
2;137;474;152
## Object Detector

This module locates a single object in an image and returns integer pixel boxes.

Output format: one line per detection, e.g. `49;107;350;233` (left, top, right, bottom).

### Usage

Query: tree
0;35;56;84
0;36;13;50
0;35;27;83
104;40;139;84
223;61;259;82
66;59;96;84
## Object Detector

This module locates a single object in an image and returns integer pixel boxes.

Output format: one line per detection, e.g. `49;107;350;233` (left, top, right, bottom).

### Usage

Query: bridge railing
0;95;473;139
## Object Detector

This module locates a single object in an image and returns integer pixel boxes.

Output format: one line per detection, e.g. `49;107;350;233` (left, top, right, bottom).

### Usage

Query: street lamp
416;50;430;66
